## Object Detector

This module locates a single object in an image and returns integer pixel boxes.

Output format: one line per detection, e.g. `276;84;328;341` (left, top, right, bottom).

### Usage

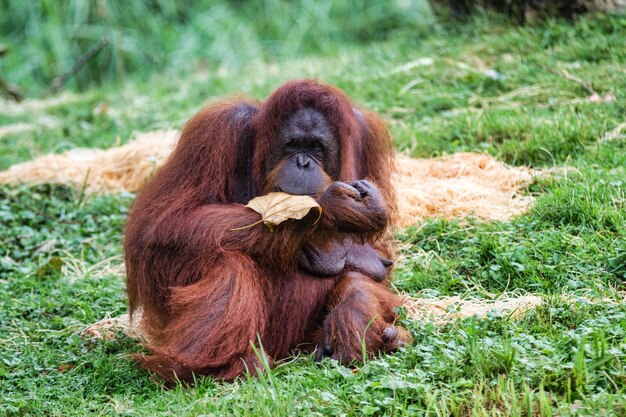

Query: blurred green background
0;0;432;95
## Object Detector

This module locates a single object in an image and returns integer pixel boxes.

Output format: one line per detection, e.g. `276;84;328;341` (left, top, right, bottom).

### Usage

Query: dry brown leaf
244;192;321;230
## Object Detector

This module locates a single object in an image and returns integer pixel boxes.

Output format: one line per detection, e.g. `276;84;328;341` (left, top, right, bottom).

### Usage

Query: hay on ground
81;311;148;342
0;130;178;193
0;130;535;223
0;92;82;116
0;116;60;139
403;294;542;324
393;153;533;225
0;122;38;138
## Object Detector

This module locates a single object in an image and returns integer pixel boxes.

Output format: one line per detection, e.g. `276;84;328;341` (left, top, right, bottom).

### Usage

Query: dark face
267;107;340;195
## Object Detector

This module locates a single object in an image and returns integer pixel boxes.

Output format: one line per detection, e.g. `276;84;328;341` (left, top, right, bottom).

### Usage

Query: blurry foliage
0;0;431;94
429;0;625;22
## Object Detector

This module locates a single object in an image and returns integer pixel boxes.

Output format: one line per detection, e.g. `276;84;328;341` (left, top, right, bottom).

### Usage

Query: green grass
1;7;626;417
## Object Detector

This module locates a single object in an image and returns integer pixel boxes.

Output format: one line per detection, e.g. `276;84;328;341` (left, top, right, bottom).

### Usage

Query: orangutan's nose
296;153;311;169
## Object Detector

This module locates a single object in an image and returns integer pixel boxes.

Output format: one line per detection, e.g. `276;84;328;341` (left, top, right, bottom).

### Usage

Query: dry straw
82;311;148;342
0;130;178;194
393;153;533;225
403;294;542;325
0;130;535;224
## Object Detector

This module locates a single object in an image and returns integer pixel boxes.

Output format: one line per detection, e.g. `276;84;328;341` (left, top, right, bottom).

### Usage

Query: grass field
1;5;625;417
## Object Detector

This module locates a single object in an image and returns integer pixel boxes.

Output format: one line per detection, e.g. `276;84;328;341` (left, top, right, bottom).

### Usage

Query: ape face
266;107;340;195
